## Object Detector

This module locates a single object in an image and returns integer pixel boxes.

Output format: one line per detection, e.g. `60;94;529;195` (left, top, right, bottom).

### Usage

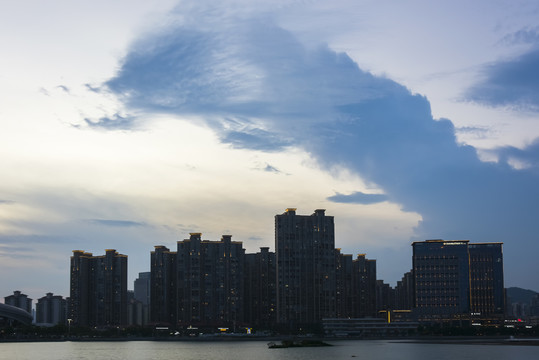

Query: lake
0;339;538;360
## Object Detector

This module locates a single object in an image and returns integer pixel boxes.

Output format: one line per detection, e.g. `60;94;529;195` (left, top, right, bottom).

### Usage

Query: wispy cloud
87;219;146;227
327;192;388;205
84;114;137;130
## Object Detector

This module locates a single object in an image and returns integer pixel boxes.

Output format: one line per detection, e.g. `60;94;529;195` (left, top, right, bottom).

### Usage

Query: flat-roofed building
69;249;128;327
412;239;504;324
275;208;336;328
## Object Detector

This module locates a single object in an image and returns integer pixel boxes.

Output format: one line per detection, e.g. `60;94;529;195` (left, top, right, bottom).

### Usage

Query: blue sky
2;0;539;300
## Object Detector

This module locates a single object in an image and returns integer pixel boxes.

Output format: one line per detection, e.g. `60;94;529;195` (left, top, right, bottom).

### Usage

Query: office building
4;291;32;314
275;208;336;327
69;249;128;327
469;243;505;320
36;293;66;327
412;240;504;324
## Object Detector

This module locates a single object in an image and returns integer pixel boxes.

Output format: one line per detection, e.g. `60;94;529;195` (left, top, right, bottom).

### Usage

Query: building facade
150;245;177;326
244;247;276;328
69;249;128;327
412;240;504;324
4;291;32;314
36;293;66;327
275;208;336;327
176;234;245;328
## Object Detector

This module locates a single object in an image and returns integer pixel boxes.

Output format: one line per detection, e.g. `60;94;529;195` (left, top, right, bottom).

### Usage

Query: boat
267;340;332;348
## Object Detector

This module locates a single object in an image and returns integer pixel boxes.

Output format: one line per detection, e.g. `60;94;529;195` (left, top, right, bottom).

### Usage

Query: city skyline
2;1;539;300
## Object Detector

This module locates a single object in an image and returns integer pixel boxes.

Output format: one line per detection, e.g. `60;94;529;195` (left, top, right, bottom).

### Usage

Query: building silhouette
275;208;336;328
134;272;151;306
469;242;505;322
69;249;128;327
128;272;151;326
412;240;504;324
244;247;276;328
36;293;66;327
150;234;246;329
150;245;177;326
4;291;32;314
176;233;245;328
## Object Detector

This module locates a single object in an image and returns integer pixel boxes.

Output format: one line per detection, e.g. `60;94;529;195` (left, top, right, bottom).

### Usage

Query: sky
2;0;539;301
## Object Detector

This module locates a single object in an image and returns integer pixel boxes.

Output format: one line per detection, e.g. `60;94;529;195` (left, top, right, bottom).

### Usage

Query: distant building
275;208;336;327
394;271;414;310
354;254;377;317
244;247;276;328
469;243;505;320
376;280;394;312
4;291;32;314
150;245;177;326
151;234;246;329
132;272;150;326
69;249;128;327
412;240;504;324
335;250;354;318
176;233;245;328
36;293;66;327
134;272;151;306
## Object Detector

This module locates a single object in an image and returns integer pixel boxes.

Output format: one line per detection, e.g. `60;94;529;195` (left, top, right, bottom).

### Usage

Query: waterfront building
394;271;414;310
335;250;354;318
275;208;336;327
469;242;505;322
322;317;418;337
354;254;377;317
244;247;276;328
336;251;377;319
412;240;504;324
176;234;245;328
4;291;32;314
376;280;395;312
35;293;66;326
69;249;128;327
150;245;177;325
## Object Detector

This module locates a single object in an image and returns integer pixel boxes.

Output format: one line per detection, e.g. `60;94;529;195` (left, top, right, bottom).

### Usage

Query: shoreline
2;335;539;345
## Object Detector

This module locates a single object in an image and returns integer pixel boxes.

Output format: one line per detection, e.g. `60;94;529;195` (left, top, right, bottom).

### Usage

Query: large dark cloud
100;12;539;287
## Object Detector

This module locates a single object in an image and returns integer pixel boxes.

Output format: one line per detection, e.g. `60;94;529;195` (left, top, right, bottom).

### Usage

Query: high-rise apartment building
176;234;245;327
150;245;177;325
244;247;276;328
69;249;128;327
151;234;246;328
335;251;377;318
412;240;504;324
36;293;66;326
4;291;32;314
275;208;336;327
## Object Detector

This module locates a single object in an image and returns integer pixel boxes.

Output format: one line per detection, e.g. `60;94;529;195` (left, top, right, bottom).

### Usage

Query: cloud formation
88;219;146;227
465;46;539;112
327;192;388;205
96;3;539;286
